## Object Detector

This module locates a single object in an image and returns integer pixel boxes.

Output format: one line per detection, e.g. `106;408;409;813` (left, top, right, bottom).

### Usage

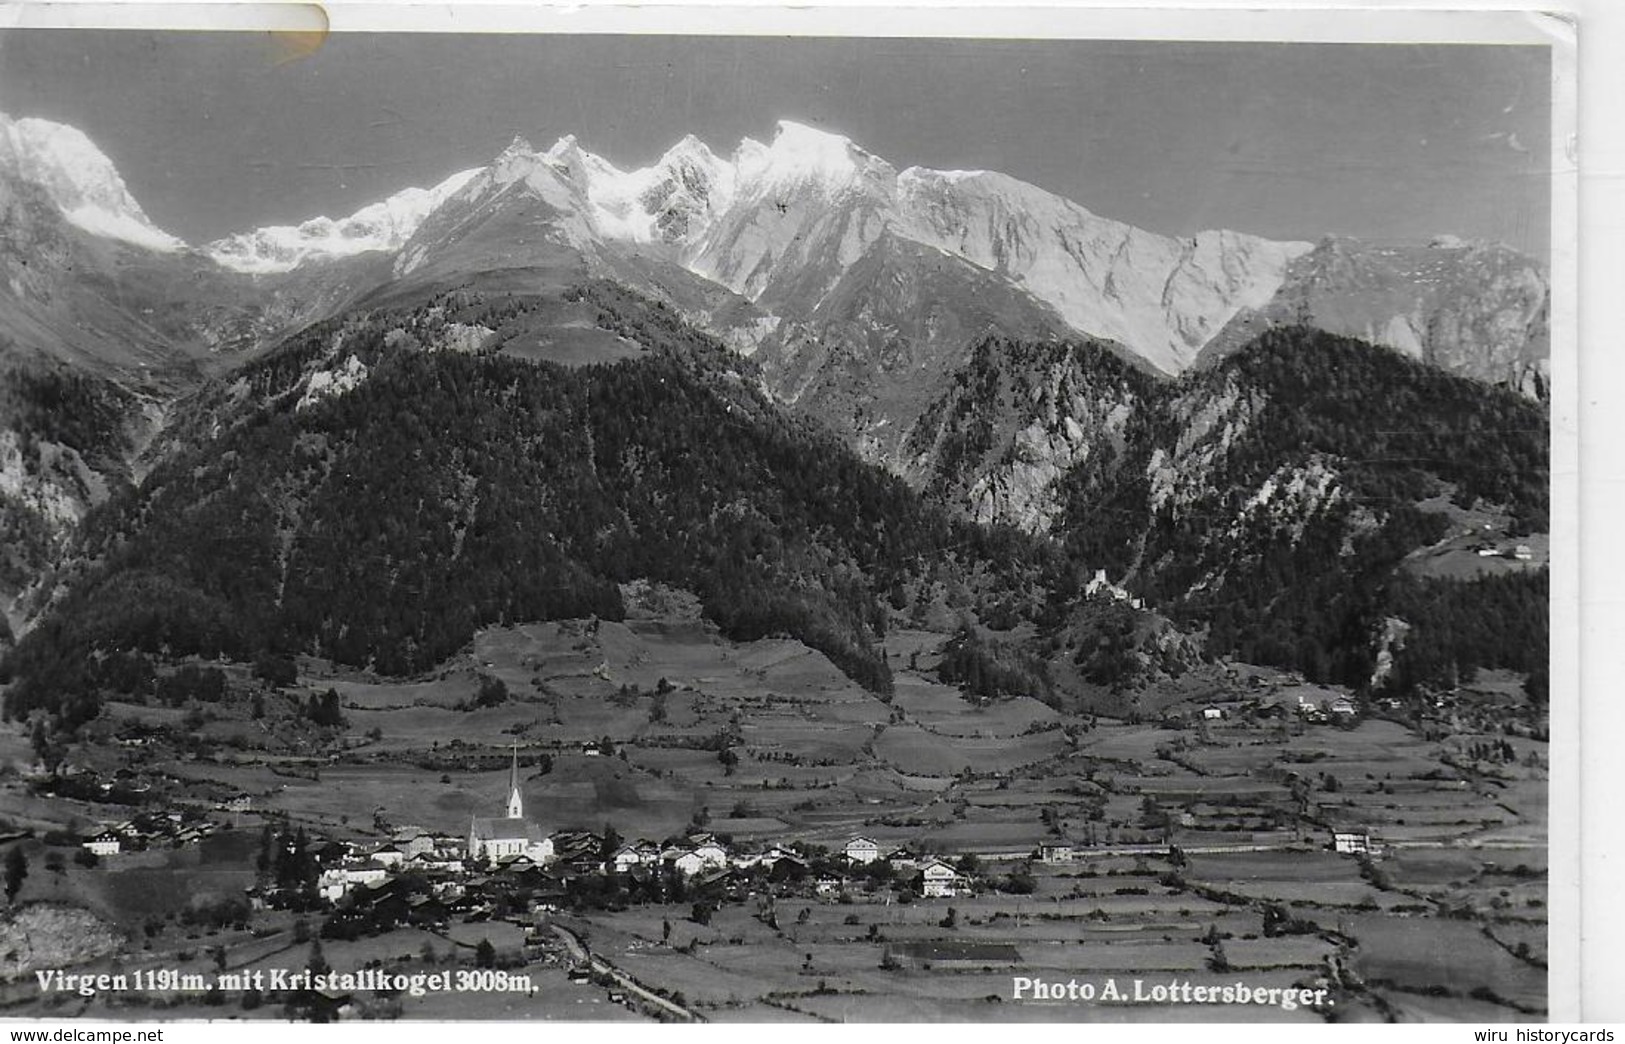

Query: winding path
549;923;701;1022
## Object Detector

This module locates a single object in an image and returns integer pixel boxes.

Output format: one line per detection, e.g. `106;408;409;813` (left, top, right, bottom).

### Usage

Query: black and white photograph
0;5;1581;1026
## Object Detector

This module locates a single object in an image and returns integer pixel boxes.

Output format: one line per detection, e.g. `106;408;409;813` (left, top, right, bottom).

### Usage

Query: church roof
470;816;545;842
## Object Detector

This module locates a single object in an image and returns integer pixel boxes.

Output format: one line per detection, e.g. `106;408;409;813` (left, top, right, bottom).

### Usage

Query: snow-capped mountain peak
638;135;735;246
659;133;711;164
542;134;622;187
0;112;187;253
204;166;480;275
735;119;894;201
495;135;536;165
543;134;580;162
468;131;739;247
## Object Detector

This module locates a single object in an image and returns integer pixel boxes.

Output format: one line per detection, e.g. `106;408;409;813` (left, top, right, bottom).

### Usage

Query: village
66;694;1405;914
62;738;1390;954
27;746;1403;1023
0;608;1546;1023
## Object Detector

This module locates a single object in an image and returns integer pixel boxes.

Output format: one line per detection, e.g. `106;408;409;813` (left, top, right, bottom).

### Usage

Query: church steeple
506;742;523;820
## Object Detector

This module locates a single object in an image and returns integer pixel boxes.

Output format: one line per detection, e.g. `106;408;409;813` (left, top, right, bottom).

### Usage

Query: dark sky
0;31;1552;257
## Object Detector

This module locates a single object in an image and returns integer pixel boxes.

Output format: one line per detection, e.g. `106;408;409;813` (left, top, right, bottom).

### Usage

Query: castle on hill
467;745;553;864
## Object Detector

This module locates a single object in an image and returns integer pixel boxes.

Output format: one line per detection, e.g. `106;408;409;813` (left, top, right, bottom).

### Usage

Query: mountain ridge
0;110;1554;651
0;108;1549;402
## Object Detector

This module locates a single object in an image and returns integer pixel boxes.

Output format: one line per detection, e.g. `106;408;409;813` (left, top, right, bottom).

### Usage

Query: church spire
506;742;523;820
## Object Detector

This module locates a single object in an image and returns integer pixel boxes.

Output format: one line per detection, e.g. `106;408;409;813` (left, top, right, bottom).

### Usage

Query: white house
844;836;880;864
348;863;390;885
318;868;350;902
691;841;728;869
918;859;962;898
320;863;389;900
394;831;436;860
611;841;658;874
814;874;844;897
1202;706;1225;721
753;844;799;868
1037;842;1074;864
672;850;708;877
1332;830;1372;855
611;847;642;875
408;852;464;874
371;844;407;868
82;830;121;857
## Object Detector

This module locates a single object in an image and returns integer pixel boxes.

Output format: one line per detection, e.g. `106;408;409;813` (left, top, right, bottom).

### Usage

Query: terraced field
0;599;1548;1021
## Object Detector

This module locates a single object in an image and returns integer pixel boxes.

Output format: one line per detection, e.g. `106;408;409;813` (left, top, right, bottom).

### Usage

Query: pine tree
4;848;27;904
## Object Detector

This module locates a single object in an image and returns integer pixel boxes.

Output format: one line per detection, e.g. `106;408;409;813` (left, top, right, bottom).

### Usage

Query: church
467;745;554;865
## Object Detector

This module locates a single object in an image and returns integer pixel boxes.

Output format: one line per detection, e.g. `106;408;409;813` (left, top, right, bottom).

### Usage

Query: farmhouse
753;844;800;868
670;849;708;877
551;831;603;874
318;861;393;901
393;830;437;860
692;843;727;870
611;840;660;874
1332;830;1372;855
844;836;881;864
814;874;844;897
918;859;964;898
1037;842;1074;864
169;823;208;846
317;868;351;902
406;895;449;928
1328;697;1357;720
495;854;543;875
1202;706;1225;721
371;844;407;868
82;830;121;857
691;866;733;892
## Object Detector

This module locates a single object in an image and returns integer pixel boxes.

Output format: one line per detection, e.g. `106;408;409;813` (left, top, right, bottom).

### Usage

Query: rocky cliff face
1052;326;1547;685
892;169;1311;375
903;338;1155;532
1199;237;1550;398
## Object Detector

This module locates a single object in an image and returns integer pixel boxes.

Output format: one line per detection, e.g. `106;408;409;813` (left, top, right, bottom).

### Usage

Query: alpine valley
0;110;1551;1022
